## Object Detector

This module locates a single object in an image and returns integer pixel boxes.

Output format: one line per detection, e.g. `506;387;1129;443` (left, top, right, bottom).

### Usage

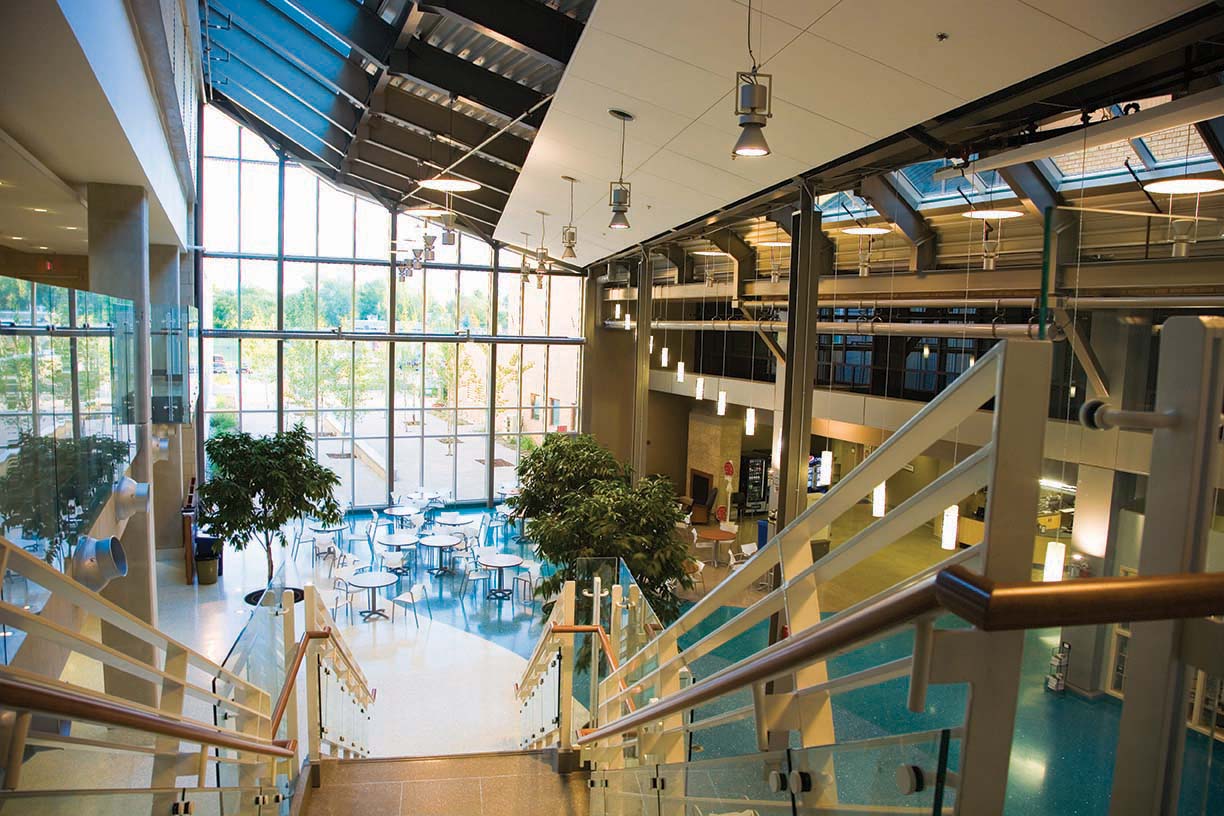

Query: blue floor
674;604;1223;815
341;505;547;660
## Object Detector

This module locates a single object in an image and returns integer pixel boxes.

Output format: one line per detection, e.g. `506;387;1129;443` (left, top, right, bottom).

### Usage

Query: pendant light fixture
732;0;772;157
535;210;550;290
676;360;686;383
608;110;634;230
561;176;579;259
421;96;482;193
614;302;622;320
716;306;728;415
817;449;833;487
660;296;670;369
1143;125;1224;195
519;232;532;286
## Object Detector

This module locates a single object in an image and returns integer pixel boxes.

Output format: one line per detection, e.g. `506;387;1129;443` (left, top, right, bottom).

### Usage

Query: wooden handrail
269;628;332;735
577;566;1224;746
0;675;294;758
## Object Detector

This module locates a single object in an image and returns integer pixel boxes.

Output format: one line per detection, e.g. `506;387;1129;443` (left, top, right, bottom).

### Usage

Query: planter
243;586;305;607
196;557;219;585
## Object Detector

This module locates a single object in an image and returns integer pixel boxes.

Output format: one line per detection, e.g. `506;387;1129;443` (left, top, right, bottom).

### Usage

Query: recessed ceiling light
1143;177;1224;195
843;225;891;236
757;240;791;247
419;177;481;193
962;209;1023;220
692;250;729;256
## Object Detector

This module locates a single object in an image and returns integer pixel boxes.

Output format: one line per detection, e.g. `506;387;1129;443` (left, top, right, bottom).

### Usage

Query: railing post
304;585;322;768
151;643;190;814
953;338;1052;813
589;575;602;728
605;583;624;725
558;581;577;752
1110;316;1224;815
281;588;301;772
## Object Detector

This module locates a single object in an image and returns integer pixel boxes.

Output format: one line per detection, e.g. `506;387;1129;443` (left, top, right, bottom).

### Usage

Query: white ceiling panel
806;1;1103;102
497;0;1210;264
1021;0;1207;43
591;0;803;77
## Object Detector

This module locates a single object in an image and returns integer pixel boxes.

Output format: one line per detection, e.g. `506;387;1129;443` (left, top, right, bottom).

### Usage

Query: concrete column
1060;311;1152;696
630;256;652;481
88;183;158;705
582;265;635;462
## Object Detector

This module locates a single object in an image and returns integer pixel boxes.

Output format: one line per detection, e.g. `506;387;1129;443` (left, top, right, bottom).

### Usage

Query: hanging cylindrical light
660;345;670;367
614;302;622;320
941;505;959;551
695;376;706;401
676;360;686;383
649;335;655;354
922;344;931;359
1043;540;1067;582
561;176;579;259
623;312;632;330
716;390;728;416
608;110;634;230
872;482;886;518
744;407;756;435
733;72;772;157
818;450;833;487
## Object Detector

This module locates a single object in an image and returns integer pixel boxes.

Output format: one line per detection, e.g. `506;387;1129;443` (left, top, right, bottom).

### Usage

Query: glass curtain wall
199;107;582;507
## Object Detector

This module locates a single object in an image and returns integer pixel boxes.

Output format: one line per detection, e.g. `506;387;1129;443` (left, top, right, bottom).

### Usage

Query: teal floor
676;605;1223;815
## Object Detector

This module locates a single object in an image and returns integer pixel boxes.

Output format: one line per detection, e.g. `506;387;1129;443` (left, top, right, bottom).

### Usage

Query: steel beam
1193;116;1224;169
997;162;1064;217
764;204;794;237
209;0;375;107
777;188;829;529
389;40;548;127
206;15;363;131
708;228;755;305
213;86;343;169
379;85;530;168
631;254;651;483
420;0;583;68
365;118;517;194
344;163;499;236
1051;307;1110;398
857;173;936;271
209;57;353;155
353;141;509;211
275;0;396;67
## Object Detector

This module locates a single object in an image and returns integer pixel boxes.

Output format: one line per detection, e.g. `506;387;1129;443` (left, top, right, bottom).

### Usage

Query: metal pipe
624;293;1224;311
604;319;1055;340
199;329;584;345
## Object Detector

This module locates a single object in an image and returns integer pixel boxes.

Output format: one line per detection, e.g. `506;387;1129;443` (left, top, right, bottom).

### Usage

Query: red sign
715;505;728;522
723;460;734;477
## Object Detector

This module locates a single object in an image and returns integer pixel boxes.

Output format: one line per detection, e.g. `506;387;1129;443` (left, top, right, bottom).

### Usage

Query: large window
200;107;583;505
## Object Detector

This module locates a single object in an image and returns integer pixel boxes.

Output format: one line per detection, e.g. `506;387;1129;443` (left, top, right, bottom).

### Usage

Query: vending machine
739;452;770;513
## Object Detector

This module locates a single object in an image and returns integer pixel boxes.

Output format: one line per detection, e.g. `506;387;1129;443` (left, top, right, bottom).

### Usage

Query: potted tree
509;434;690;623
196;424;342;598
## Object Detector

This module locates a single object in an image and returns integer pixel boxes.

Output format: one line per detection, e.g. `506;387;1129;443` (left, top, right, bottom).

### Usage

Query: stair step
305;749;589;816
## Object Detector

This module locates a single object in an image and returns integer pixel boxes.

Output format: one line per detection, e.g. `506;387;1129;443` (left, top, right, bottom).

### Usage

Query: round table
344;570;398;621
384;505;421;527
496;484;521;498
310;521;348;535
477;552;523;600
435;512;468;527
419;534;460;575
377;531;420;550
400;490;441;503
696;527;737;565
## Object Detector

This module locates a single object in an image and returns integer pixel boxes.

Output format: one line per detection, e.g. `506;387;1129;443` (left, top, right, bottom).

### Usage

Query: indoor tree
196;423;342;583
510;434;690;623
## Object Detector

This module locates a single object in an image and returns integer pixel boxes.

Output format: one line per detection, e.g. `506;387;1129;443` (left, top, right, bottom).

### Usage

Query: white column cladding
88;183;159;707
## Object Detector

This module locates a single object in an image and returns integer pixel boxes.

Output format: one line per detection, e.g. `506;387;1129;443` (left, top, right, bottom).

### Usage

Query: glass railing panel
1178;670;1224;815
0;787;267;816
790;730;956;814
519;645;562;747
658;750;794;816
600;764;659;816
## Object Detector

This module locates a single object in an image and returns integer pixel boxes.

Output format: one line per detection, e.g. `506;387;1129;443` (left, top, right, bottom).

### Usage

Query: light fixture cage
609;180;631;212
735;71;773;121
561;224;578;257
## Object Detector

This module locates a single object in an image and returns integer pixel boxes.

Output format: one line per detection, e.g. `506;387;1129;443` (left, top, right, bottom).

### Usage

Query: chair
489;509;511;546
330;570;362;624
691;526;715;565
381;549;409;578
512;564;540;605
345;521;376;561
313;534;337;570
460;548;494;599
690;488;718;525
728;541;758;571
683;558;706;593
391;583;432;626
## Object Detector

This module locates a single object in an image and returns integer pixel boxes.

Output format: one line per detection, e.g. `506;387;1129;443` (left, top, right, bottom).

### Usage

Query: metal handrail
0;675;295;758
577;565;1224;746
269;627;332;735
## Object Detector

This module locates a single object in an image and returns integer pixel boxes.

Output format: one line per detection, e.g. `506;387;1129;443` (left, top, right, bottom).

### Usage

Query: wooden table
419;534;460;575
696;527;737;565
344;570;398;621
478;552;523;600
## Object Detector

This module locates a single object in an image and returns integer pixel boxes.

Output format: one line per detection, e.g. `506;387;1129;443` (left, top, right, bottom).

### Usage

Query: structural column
775;187;828;529
88;183;158;707
149;244;188;554
630;254;652;481
581;264;635;462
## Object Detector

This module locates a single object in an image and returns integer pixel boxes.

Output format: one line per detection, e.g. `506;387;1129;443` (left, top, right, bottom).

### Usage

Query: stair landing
303;749;588;816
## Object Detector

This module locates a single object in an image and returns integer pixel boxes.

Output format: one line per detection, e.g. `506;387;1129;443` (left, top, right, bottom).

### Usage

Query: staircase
304;749;588;816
